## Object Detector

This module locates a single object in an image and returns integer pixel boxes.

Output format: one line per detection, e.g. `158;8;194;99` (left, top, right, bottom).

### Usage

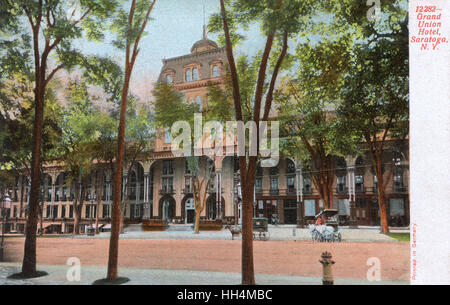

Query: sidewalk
0;263;408;285
68;226;402;242
3;226;407;242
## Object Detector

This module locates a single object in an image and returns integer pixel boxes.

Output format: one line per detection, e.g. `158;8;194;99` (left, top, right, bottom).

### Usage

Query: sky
73;0;266;103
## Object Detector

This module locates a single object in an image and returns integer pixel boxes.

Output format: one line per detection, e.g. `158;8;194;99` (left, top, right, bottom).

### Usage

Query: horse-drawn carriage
309;209;342;242
253;217;269;241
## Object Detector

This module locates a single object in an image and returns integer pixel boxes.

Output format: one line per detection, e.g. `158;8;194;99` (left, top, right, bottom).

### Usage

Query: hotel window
162;177;174;193
166;74;173;84
184;177;191;193
255;178;262;193
303;177;312;193
394;171;404;191
192;68;199;81
162;160;174;175
185;160;191;175
270;177;278;190
355;175;364;192
69;205;74;218
390;198;404;216
337;176;346;192
185;69;191;82
61;205;66;218
270;167;279;176
103;204;111;219
196;96;202;109
304;199;316;217
337;199;350;216
212;65;220;77
85;205;96;219
287;176;295;193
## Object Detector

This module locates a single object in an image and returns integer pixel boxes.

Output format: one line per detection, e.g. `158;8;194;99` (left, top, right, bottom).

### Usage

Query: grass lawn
385;233;410;242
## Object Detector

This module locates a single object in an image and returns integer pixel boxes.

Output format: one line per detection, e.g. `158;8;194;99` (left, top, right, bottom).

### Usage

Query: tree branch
263;31;288;121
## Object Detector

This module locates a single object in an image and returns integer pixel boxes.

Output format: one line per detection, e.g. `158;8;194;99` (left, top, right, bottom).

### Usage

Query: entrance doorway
256;200;277;223
159;196;175;222
283;199;297;224
185;198;195;224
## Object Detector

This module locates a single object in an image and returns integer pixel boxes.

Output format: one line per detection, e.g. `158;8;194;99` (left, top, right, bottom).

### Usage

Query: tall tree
277;37;357;209
106;0;156;282
213;0;314;284
152;83;219;234
0;72;63;229
1;0;117;276
60;79;113;235
323;0;409;233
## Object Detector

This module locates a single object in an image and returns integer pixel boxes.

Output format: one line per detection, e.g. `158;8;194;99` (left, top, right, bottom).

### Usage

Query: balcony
303;187;313;195
255;188;263;196
286;187;296;196
355;185;366;194
393;185;408;193
269;189;279;196
368;186;378;194
208;187;224;194
182;187;193;194
159;187;175;195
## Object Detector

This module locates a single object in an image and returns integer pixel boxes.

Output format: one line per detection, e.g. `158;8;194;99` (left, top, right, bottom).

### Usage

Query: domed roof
190;26;219;53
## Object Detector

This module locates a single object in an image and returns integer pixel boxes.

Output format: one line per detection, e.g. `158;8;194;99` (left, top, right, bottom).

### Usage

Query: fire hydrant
319;251;335;285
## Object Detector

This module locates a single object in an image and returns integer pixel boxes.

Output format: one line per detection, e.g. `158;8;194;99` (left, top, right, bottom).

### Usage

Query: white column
216;170;222;219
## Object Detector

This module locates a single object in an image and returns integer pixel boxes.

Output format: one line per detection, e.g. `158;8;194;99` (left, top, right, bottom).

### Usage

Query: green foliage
0;0;120;79
209;0;316;48
59;78;117;183
0;73;63;171
206;56;262;123
110;0;155;50
152;83;197;130
279;0;408;164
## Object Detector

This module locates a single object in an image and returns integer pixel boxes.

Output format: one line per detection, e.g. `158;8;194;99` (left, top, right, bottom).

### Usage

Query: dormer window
212;65;220;77
192;68;199;81
185;69;192;82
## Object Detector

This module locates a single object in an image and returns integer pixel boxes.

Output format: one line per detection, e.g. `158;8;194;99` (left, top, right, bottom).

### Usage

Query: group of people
315;212;328;225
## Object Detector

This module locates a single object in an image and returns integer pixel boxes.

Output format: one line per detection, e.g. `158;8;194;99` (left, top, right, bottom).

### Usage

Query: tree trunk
74;183;85;235
107;62;132;281
19;180;24;218
39;203;43;235
95;199;100;234
72;182;80;235
241;176;255;285
194;208;200;234
21;75;45;275
375;155;389;233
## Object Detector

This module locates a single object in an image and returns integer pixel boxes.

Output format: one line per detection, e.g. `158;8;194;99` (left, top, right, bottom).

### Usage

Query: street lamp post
89;194;95;227
1;193;12;261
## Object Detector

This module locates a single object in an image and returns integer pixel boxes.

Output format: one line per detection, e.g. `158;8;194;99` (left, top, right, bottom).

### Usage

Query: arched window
192;68;199;81
286;159;296;174
196;96;202;109
185;69;191;82
166;74;172;84
212;65;220;77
